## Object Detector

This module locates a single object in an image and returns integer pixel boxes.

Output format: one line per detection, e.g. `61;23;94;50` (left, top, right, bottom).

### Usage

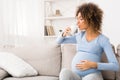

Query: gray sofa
0;40;120;80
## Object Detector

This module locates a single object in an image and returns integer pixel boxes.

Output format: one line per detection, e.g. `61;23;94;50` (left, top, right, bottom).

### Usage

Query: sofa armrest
115;55;120;80
116;44;120;80
0;68;8;80
117;44;120;57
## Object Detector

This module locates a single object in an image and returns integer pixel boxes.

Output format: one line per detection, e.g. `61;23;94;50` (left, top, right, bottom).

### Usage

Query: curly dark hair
76;3;103;32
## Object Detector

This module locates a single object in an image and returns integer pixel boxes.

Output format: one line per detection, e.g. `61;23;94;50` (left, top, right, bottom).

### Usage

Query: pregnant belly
71;52;100;76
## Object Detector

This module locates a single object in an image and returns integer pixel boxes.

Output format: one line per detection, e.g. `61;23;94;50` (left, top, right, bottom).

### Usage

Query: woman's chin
79;28;86;31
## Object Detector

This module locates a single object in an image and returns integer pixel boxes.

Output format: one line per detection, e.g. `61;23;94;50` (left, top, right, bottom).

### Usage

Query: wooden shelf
44;0;81;37
45;16;75;20
44;35;57;38
44;0;56;2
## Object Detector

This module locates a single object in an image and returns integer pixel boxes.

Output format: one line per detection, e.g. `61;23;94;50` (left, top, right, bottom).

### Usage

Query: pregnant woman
56;2;119;80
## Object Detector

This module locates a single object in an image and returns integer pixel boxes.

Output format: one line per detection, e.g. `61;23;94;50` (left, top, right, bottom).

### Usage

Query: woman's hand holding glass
62;27;71;37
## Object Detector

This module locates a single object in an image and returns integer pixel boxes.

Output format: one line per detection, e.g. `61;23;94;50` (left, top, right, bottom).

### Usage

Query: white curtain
0;0;42;48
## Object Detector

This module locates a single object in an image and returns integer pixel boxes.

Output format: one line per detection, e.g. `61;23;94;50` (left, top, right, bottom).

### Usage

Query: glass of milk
70;23;78;35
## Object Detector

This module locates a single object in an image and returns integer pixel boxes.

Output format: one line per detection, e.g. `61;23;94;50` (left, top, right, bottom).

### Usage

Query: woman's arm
56;27;77;44
97;38;119;71
56;34;77;44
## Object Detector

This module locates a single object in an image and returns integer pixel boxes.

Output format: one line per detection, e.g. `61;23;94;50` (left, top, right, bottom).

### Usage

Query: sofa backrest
0;41;61;77
61;44;116;80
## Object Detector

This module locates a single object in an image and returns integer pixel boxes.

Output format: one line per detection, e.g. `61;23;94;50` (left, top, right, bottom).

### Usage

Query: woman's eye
76;17;83;21
80;18;83;20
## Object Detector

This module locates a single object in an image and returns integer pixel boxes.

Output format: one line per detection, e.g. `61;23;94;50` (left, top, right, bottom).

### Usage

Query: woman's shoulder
98;33;110;46
99;33;109;41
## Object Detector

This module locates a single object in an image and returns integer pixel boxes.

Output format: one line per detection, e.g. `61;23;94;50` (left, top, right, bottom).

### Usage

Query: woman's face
77;13;88;31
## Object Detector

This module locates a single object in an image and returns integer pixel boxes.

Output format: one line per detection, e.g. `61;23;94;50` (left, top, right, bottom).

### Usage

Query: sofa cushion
61;44;76;69
3;76;58;80
1;40;61;77
61;44;116;79
0;52;38;77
